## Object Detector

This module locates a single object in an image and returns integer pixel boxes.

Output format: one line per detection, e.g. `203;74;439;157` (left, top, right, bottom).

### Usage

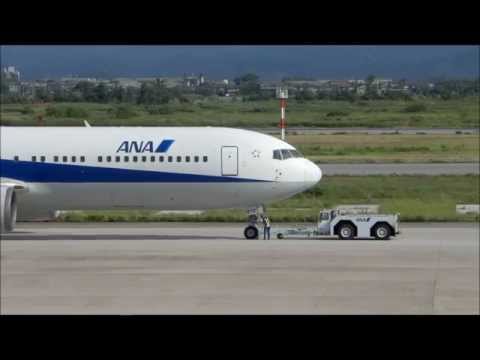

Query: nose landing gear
244;225;258;239
244;205;266;239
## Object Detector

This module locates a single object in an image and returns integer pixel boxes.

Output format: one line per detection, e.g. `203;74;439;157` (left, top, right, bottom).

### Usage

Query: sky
1;45;478;80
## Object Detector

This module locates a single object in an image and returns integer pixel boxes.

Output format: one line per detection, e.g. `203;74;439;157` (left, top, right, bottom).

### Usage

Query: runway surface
320;163;479;175
1;222;478;314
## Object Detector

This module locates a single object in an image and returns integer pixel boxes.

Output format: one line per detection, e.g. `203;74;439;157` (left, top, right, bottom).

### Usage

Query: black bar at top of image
1;29;478;45
1;11;479;46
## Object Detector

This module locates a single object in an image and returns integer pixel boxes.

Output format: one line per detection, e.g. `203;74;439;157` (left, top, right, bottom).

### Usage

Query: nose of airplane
304;160;322;186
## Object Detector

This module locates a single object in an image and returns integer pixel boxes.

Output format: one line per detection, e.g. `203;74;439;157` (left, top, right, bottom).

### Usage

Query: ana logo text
116;140;175;153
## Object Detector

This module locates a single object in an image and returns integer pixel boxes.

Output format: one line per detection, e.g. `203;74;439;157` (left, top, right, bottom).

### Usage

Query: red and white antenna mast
276;87;288;140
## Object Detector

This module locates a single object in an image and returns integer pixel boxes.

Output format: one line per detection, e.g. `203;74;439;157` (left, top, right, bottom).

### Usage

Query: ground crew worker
262;215;271;240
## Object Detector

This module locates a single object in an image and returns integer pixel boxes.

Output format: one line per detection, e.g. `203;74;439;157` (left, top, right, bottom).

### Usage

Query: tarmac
1;222;478;314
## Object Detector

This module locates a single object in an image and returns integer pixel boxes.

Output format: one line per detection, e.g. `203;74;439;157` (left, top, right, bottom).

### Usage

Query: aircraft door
221;146;238;176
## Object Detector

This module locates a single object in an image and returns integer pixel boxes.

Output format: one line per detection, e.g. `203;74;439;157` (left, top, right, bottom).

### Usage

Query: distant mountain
1;45;478;80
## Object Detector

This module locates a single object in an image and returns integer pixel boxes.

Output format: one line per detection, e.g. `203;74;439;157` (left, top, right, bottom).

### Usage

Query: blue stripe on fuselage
0;159;268;183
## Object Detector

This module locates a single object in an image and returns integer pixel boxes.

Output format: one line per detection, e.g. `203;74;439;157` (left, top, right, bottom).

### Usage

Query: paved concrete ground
320;163;479;175
1;223;478;314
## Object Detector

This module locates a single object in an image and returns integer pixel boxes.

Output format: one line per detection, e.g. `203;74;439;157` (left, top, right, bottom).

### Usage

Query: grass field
287;133;479;163
2;99;478;163
1;97;479;128
57;175;480;223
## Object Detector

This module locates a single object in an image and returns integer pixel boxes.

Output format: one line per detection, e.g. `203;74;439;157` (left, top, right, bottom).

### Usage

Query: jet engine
0;185;18;233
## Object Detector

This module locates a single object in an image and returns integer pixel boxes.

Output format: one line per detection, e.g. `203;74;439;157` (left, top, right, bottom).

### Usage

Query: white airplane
0;126;322;237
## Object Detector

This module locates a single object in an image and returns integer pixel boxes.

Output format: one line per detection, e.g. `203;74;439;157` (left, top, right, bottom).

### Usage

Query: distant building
2;72;421;100
328;80;352;92
356;85;367;95
112;78;141;89
60;77;97;83
136;77;159;83
18;81;48;98
46;79;62;94
260;84;277;96
225;88;240;97
8;83;21;94
161;77;183;88
2;66;21;82
183;73;206;88
20;81;34;98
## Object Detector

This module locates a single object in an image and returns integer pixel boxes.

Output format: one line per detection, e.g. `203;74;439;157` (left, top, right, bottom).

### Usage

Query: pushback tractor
273;208;400;240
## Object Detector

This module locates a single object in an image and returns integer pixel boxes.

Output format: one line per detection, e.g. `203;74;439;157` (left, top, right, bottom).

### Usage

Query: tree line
1;72;478;104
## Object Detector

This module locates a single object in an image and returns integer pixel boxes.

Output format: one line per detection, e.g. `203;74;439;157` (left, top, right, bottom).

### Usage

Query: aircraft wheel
276;233;284;239
244;226;259;239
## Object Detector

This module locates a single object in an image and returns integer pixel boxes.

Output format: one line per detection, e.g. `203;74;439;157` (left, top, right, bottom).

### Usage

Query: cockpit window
290;150;304;158
273;148;304;160
281;149;292;159
273;150;282;160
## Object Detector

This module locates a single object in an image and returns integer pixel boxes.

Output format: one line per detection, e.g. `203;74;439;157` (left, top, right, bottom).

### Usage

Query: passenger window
133;156;138;162
194;156;199;163
71;156;76;163
54;156;59;162
177;156;182;162
124;156;129;162
150;156;155;162
14;156;19;161
281;150;292;159
32;156;37;162
63;156;68;162
116;156;121;162
98;156;103;162
106;156;112;162
203;156;208;162
273;150;282;160
80;156;85;162
142;156;147;162
159;156;164;162
40;156;46;162
186;156;190;162
168;156;173;163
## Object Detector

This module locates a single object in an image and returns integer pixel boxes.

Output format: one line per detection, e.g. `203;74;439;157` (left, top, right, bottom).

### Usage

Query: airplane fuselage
0;127;322;220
